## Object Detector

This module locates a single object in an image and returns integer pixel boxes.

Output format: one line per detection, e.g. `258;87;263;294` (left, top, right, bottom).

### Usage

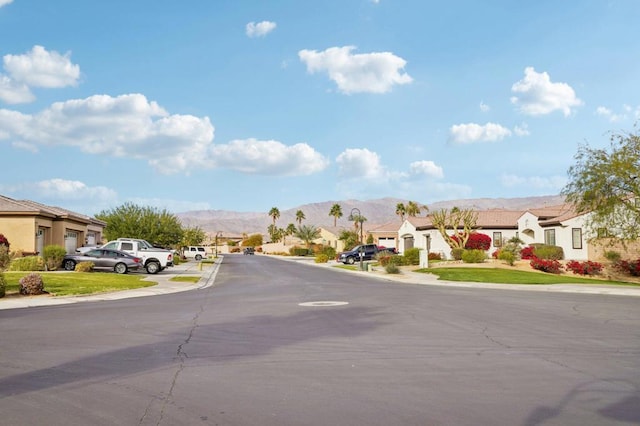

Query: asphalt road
1;254;639;426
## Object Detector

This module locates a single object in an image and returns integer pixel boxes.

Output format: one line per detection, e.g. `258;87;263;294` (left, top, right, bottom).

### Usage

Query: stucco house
0;195;106;255
397;204;592;261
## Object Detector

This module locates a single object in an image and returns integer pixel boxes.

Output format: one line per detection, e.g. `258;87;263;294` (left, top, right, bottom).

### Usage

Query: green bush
533;244;564;260
19;273;45;295
388;254;405;266
289;246;311;256
461;249;486;263
403;247;421;265
376;252;393;266
9;256;45;271
604;250;621;263
43;245;67;271
498;250;516;266
315;254;329;263
0;272;5;298
0;244;12;270
75;261;94;272
321;246;337;260
451;248;464;260
385;263;401;274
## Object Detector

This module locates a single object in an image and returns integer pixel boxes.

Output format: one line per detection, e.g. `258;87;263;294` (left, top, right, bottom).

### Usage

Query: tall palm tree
329;203;343;227
396;202;406;222
406;201;421;217
268;207;280;225
284;223;297;245
295;210;305;225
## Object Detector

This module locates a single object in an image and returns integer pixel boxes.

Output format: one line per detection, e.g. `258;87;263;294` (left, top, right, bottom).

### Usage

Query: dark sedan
63;249;142;274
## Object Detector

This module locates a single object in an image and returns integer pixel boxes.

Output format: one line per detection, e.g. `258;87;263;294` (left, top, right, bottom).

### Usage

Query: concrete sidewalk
0;259;222;310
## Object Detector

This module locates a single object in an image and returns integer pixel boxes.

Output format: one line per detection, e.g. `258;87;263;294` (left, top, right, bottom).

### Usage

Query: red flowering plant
614;258;640;276
520;246;535;260
530;257;563;274
0;234;9;249
565;260;603;275
451;232;491;251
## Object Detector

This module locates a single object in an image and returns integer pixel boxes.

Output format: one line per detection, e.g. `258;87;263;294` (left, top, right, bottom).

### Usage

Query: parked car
63;248;142;274
337;244;397;264
243;247;255;255
183;246;209;260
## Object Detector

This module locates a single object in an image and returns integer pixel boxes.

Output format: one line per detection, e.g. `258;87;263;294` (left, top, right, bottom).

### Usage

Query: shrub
530;258;563;274
0;272;5;298
314;254;329;263
0;233;10;250
428;252;442;261
461;249;486;263
498;250;516;266
289;246;311;256
520;246;535;260
43;245;67;271
385;263;401;274
465;233;492;250
0;244;12;270
533;244;564;260
19;273;45;295
613;258;640;276
451;248;464;261
565;260;603;275
75;261;94;272
9;256;45;271
387;254;405;266
321;246;336;260
603;251;621;263
403;247;421;265
376;252;393;266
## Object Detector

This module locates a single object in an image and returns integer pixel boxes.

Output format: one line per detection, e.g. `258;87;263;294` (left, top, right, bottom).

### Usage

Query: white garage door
64;231;78;254
378;237;396;248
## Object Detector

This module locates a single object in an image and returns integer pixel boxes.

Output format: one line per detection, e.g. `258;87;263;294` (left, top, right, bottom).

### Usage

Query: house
397;205;592;260
367;221;401;250
315;226;347;253
0;195;106;255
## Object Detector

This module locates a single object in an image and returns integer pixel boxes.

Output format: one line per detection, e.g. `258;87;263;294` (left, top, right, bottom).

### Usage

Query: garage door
378;237;396;248
64;231;78;254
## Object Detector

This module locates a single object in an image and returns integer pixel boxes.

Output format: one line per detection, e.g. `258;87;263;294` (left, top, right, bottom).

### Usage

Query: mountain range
176;195;567;236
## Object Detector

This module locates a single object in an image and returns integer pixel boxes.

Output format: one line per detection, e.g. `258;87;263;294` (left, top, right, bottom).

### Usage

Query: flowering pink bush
614;259;640;276
530;257;563;274
0;234;9;249
520;246;535;260
565;260;603;275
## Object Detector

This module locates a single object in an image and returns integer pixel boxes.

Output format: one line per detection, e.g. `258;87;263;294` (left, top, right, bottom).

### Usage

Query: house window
544;229;556;246
493;232;502;247
572;228;582;249
597;228;609;238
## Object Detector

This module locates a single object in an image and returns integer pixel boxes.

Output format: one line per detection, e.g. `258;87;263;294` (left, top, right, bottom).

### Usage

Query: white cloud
500;173;567;190
298;46;412;94
0;0;13;7
449;122;512;144
409;160;444;179
479;101;490;112
246;21;277;38
0;45;81;104
210;138;329;176
510;67;582;116
336;148;386;179
595;105;632;122
513;123;530;137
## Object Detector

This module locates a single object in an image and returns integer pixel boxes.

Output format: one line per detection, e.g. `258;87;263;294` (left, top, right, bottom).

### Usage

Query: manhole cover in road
298;301;349;307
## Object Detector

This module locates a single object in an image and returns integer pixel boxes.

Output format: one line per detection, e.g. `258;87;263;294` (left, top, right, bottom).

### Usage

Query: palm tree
295;224;321;248
295;210;305;225
329;203;343;227
284;223;297;245
406;201;421;217
396;202;406;222
268;207;280;225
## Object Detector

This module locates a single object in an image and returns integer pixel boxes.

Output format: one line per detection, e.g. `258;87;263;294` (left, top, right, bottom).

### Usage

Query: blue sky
1;0;639;216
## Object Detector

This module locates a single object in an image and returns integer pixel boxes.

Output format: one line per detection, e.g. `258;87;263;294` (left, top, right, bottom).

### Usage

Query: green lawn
416;267;638;286
3;272;156;297
169;275;200;283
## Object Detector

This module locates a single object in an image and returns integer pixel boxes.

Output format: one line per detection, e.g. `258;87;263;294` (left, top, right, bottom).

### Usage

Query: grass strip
2;272;156;297
417;267;637;286
169;275;200;283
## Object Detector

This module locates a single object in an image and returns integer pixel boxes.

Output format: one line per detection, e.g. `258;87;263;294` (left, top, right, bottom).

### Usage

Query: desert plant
451;248;464;261
498;250;516;266
375;252;393;266
315;254;329;263
289;246;311;256
428;252;442;261
0;244;12;270
520;246;535;260
0;233;9;250
0;272;5;298
385;263;401;274
603;250;621;263
19;273;45;295
75;261;94;272
321;245;336;260
533;244;564;260
9;256;45;271
43;245;67;271
530;258;563;274
565;260;603;275
453;232;491;250
403;247;421;265
461;249;486;263
613;258;640;276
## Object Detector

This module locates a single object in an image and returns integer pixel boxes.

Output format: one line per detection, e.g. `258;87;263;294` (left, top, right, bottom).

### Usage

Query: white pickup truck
100;238;174;274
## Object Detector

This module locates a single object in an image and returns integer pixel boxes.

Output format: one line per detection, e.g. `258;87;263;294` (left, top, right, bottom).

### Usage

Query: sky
0;0;639;216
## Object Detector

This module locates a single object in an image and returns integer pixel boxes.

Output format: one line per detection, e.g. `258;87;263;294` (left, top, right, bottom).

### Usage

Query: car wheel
114;262;128;274
146;261;161;274
195;254;202;261
346;256;355;265
63;259;76;271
